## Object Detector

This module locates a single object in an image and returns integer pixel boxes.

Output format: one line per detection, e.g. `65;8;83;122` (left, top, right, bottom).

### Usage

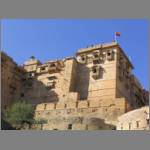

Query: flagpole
115;32;117;43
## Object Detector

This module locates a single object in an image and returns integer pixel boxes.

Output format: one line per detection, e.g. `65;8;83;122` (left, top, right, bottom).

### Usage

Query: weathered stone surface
1;42;149;130
117;106;149;130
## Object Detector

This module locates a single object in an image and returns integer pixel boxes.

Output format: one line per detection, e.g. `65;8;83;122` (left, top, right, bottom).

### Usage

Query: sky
1;19;149;90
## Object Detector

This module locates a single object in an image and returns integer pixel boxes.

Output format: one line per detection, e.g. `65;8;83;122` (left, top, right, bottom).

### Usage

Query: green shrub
5;101;34;129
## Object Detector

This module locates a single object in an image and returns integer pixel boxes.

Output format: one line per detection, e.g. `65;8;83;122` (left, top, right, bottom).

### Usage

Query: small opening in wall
107;51;114;61
44;104;47;110
136;121;140;128
92;68;97;73
68;124;72;130
20;93;24;97
82;57;85;61
86;124;88;130
112;127;116;130
129;122;131;130
28;72;33;78
53;128;58;130
107;52;111;56
50;63;56;67
94;53;99;58
47;76;57;80
147;119;149;125
41;67;46;71
93;59;100;64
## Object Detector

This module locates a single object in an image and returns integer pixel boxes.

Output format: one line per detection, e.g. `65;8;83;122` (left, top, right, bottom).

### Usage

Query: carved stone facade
1;42;149;130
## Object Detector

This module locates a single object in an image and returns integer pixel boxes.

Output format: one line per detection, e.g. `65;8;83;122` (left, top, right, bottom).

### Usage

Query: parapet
76;42;118;55
35;97;128;112
36;60;64;74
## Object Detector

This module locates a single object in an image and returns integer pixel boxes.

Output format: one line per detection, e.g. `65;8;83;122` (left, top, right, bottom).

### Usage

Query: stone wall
116;47;148;108
34;97;130;130
1;52;23;111
117;106;149;130
1;42;149;130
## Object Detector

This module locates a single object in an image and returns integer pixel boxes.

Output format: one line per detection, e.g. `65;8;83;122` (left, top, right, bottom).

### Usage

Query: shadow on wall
1;118;16;130
83;117;116;130
20;77;59;105
75;64;90;100
42;117;116;130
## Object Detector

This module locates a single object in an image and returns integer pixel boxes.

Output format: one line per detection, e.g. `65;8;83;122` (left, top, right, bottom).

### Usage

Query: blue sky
1;19;149;90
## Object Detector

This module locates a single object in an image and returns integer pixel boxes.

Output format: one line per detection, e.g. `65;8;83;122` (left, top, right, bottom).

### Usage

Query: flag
115;32;121;36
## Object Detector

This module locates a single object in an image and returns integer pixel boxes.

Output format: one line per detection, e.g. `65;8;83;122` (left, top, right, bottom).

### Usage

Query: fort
1;42;149;130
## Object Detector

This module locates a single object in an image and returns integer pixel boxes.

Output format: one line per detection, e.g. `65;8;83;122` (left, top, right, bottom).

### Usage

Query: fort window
107;52;111;56
20;93;24;97
92;68;97;73
91;66;103;79
94;54;99;58
41;67;46;71
64;104;67;108
136;121;140;128
80;55;86;63
107;50;114;61
93;52;99;59
112;127;116;130
147;119;149;125
53;128;58;130
68;124;72;130
129;122;131;130
85;125;88;130
46;81;55;89
28;72;34;78
50;63;56;67
93;59;101;64
47;76;57;80
44;104;47;110
81;56;85;61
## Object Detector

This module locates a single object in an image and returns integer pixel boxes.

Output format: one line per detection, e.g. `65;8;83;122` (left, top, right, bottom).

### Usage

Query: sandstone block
89;100;99;107
67;92;80;102
56;102;66;109
78;101;88;108
46;103;55;110
66;102;77;109
36;104;44;111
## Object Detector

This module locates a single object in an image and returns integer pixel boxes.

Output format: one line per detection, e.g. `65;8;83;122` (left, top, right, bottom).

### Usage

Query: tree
5;101;34;129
